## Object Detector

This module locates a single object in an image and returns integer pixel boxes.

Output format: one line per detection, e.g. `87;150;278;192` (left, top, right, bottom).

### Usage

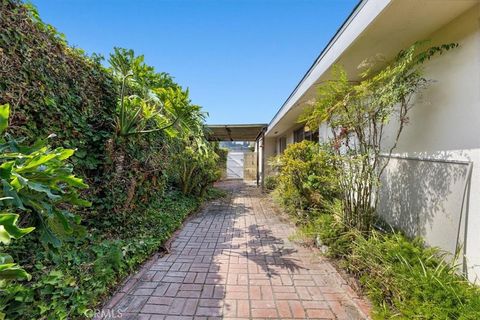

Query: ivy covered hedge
0;1;224;319
0;0;116;175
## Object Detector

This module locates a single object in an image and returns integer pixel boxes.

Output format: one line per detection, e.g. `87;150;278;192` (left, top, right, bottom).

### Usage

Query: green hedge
0;0;116;176
271;140;339;222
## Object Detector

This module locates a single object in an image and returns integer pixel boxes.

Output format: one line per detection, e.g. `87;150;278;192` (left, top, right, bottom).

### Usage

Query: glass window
305;128;319;143
293;127;305;143
279;137;287;154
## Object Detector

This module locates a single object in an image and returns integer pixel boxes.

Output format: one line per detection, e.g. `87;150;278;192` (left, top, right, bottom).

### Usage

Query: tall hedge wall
0;1;216;318
0;0;116;178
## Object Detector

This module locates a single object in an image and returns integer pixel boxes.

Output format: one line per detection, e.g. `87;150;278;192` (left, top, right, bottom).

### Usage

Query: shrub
271;140;339;222
264;175;278;191
215;145;228;179
304;216;480;319
353;232;480;319
169;138;221;197
300;42;458;232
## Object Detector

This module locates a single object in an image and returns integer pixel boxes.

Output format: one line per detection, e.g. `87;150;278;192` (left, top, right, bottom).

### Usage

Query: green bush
303;216;480;319
347;231;480;319
264;175;278;191
272;140;339;222
169;138;221;197
215;146;228;179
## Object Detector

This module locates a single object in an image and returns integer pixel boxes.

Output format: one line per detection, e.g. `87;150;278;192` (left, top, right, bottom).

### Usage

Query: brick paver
100;181;370;319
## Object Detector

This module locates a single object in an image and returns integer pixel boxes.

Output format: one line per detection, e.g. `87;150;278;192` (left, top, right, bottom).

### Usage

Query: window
305;128;319;142
293;127;305;143
279;137;287;154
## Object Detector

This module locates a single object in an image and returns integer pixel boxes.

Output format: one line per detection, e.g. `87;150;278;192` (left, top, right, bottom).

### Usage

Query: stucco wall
263;137;277;176
262;0;480;283
379;4;480;281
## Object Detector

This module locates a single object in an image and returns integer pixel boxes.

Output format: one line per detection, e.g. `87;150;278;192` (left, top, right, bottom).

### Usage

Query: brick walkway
101;181;370;319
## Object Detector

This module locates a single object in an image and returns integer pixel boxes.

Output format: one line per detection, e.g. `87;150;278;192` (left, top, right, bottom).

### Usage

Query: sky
31;0;358;124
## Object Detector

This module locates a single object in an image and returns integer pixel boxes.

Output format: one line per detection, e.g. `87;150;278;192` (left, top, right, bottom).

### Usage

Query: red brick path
100;181;370;319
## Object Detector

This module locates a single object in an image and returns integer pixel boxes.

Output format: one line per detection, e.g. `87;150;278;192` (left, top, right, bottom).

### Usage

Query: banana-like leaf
1;180;24;209
0;263;32;282
16;151;56;173
0;213;35;244
56;148;75;161
26;181;62;200
59;175;89;189
0;161;13;180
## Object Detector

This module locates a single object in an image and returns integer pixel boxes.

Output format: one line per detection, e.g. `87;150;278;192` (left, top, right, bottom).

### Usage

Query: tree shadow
220;182;305;277
241;224;304;277
101;180;307;319
377;151;471;261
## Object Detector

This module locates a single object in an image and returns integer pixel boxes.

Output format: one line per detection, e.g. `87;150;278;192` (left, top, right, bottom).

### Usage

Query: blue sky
31;0;357;124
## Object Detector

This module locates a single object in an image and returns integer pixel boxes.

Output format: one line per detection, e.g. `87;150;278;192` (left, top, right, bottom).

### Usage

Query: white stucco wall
262;0;480;282
379;4;480;281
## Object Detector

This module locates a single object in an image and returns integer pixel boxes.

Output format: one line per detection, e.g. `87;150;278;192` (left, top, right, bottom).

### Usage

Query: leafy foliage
1;190;201;319
0;104;90;248
270;140;339;223
0;2;222;319
0;213;34;287
169;137;222;197
0;0;116;177
297;215;480;319
103;47;213;215
300;42;457;232
108;48;189;137
0;103;87;320
264;175;278;191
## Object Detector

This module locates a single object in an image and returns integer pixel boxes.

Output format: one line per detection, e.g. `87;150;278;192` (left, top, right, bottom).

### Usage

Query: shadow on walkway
99;180;370;320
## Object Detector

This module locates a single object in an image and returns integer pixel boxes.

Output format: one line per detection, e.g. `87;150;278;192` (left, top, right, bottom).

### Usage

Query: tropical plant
0;212;34;283
169;137;221;196
300;41;457;232
0;104;90;248
0;212;34;320
109;48;190;137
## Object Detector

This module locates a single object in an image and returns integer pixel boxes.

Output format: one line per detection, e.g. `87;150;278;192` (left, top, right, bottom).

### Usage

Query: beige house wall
261;2;480;282
379;4;480;282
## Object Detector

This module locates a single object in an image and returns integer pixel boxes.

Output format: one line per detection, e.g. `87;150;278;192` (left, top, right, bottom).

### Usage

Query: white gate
226;152;244;179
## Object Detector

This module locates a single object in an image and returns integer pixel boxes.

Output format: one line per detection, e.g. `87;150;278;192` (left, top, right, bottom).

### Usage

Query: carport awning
207;124;267;141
